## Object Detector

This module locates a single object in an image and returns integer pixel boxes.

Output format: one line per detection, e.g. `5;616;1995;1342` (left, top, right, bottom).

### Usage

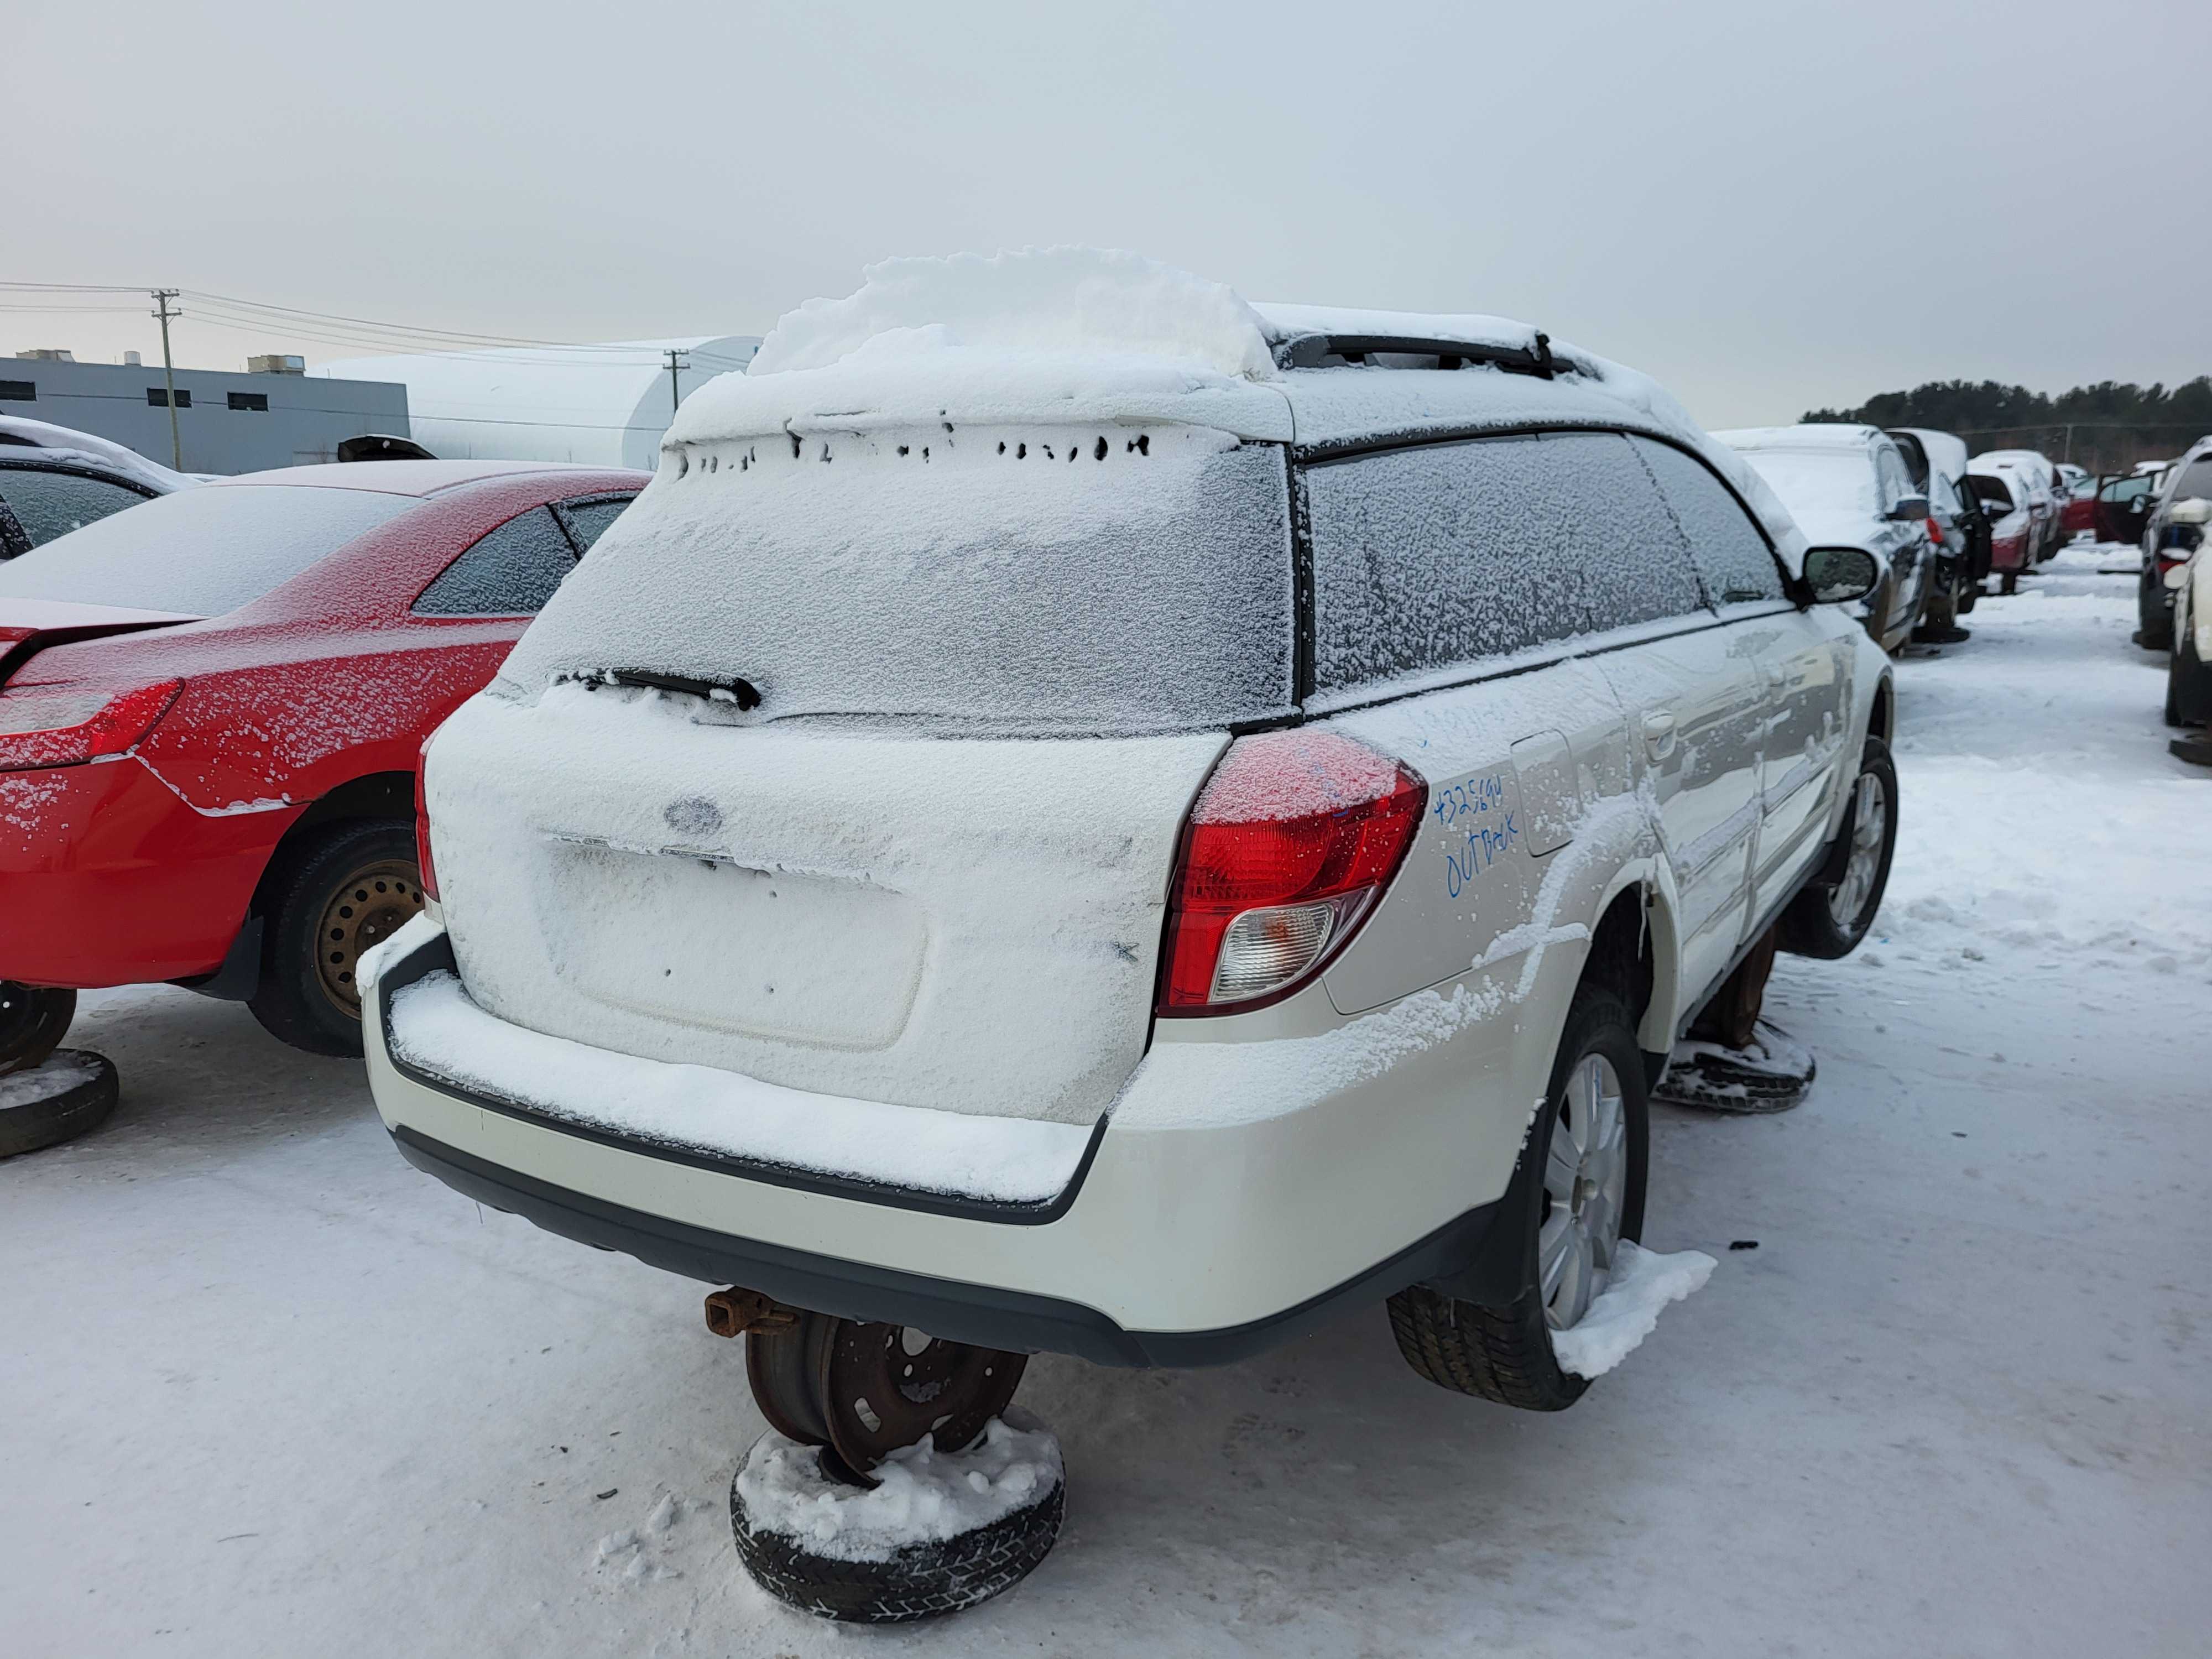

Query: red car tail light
413;732;440;900
1158;728;1427;1016
0;680;181;772
1925;516;1945;546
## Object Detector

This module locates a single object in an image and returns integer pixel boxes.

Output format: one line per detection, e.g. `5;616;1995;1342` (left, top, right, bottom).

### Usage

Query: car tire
1386;987;1648;1413
729;1452;1064;1623
2171;630;2209;729
0;982;76;1077
1;1050;118;1158
1778;735;1898;960
248;818;425;1057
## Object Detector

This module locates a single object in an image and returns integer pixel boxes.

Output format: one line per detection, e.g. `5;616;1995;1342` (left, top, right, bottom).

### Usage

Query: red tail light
0;680;181;772
1925;516;1945;546
1158;729;1427;1016
414;731;439;901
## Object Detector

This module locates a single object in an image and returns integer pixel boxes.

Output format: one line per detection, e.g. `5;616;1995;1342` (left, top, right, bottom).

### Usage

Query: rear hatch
429;421;1295;1128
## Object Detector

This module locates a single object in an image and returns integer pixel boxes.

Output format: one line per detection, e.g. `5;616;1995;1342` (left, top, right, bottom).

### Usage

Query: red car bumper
1990;530;2032;573
0;755;298;989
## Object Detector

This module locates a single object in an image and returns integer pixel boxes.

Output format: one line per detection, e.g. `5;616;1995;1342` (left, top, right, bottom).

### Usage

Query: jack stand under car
704;1290;1065;1622
1651;927;1817;1114
0;984;118;1157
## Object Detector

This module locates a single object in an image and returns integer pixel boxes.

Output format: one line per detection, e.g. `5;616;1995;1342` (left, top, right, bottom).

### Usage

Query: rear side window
414;506;577;617
0;483;414;615
0;468;150;548
1967;473;2014;511
1634;438;1785;604
2169;457;2212;504
554;496;631;553
1303;430;1704;694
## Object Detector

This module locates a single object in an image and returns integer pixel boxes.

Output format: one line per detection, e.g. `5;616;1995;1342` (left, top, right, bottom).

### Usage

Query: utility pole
664;347;688;420
152;288;182;469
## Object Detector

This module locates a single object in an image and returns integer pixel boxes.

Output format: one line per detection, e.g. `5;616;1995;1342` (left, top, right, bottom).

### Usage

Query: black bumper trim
389;1122;1503;1369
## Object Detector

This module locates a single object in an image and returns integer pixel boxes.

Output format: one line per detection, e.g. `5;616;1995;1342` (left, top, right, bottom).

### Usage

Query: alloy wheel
1827;771;1889;931
1538;1053;1629;1330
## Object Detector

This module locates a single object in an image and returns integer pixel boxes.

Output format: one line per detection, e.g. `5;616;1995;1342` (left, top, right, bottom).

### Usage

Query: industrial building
0;353;409;474
312;336;760;471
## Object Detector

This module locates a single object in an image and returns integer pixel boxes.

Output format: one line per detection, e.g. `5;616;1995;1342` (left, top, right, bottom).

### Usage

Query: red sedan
0;460;645;1065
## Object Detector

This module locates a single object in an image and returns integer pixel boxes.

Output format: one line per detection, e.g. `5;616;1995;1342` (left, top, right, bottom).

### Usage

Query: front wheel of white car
1778;735;1898;960
1387;987;1648;1412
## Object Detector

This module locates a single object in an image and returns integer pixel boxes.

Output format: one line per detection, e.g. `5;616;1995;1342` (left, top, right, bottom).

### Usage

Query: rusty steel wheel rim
822;1322;1027;1488
314;858;424;1016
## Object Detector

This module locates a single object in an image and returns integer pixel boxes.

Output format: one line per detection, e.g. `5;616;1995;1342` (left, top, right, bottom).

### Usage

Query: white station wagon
362;252;1896;1481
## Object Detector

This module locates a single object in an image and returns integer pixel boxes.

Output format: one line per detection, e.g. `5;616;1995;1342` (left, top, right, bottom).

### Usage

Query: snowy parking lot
4;544;2206;1657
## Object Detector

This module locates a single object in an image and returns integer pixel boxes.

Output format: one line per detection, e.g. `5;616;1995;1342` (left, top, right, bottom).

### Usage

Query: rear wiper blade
599;668;761;711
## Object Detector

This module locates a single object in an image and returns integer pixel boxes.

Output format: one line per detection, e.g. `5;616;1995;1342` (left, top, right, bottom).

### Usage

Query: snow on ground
735;1416;1062;1562
3;547;2207;1656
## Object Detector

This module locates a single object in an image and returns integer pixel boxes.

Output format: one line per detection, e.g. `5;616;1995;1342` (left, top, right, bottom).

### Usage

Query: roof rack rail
1274;331;1573;379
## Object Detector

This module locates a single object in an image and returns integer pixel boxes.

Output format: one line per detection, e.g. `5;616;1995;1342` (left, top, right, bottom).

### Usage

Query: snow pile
734;1417;1062;1563
672;248;1291;446
1552;1242;1718;1379
750;248;1275;380
385;970;1093;1203
1715;428;1882;547
0;1050;101;1111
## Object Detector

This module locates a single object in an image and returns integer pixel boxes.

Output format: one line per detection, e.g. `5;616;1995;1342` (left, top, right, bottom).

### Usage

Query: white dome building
311;336;760;471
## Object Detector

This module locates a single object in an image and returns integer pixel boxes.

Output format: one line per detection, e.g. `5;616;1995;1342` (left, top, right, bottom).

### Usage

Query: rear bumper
0;755;288;987
363;921;1530;1364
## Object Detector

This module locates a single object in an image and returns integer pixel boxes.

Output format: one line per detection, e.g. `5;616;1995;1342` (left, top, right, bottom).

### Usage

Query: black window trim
1284;421;1803;721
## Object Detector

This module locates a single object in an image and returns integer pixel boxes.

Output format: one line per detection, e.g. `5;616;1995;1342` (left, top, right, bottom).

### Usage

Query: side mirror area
1887;494;1930;522
1803;546;1882;604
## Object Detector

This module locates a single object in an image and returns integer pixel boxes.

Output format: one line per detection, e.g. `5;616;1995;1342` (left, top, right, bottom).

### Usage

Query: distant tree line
1803;377;2212;473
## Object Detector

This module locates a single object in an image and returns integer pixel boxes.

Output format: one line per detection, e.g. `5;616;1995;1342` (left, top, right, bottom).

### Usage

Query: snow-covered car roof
1713;425;1901;548
1715;422;1887;455
0;414;196;493
664;247;1808;573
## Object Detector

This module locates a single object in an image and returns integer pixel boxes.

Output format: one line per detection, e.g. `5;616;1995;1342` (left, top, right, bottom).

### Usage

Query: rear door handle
1642;711;1678;760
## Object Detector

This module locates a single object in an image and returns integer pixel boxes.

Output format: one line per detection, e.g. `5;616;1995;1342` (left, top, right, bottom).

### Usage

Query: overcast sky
4;0;2200;429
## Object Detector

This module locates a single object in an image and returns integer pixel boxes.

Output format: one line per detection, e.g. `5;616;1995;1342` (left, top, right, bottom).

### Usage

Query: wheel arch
242;770;417;944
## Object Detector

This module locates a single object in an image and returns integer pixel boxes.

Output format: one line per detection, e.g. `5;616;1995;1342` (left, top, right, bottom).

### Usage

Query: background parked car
1971;449;2062;561
0;459;644;1072
0;414;194;556
2137;436;2212;650
1718;424;1931;652
1964;469;2037;593
2162;498;2212;735
1890;427;1989;633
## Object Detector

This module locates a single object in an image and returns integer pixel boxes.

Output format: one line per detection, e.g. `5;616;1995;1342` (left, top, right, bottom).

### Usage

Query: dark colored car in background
0;459;643;1074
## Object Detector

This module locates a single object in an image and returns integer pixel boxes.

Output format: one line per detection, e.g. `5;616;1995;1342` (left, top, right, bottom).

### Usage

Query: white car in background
1972;448;2062;561
1717;424;1933;653
358;252;1898;1480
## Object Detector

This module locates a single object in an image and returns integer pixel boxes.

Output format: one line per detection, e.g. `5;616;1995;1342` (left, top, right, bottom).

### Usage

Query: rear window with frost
0;484;415;615
499;429;1297;734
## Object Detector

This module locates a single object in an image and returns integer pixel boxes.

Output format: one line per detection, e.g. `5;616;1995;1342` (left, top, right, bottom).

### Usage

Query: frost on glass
1634;437;1785;605
413;507;576;617
503;431;1295;734
1305;431;1702;694
0;485;414;616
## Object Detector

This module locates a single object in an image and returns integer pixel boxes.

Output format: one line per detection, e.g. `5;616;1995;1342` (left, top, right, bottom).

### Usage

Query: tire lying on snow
0;1050;118;1159
728;1420;1064;1623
